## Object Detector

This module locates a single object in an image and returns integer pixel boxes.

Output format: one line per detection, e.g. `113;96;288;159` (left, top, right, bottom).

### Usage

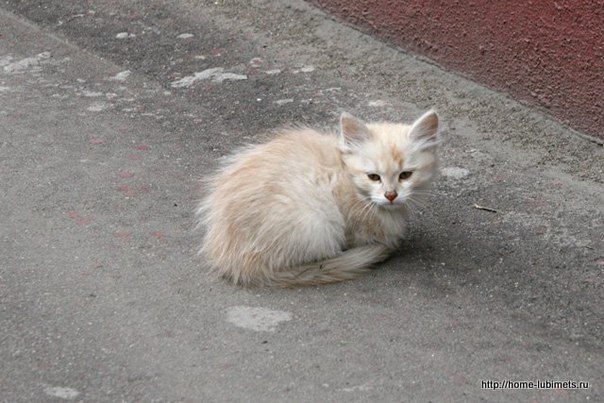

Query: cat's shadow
388;232;438;273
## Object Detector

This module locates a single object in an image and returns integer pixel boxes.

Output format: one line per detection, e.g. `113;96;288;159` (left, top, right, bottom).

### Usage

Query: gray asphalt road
1;1;602;401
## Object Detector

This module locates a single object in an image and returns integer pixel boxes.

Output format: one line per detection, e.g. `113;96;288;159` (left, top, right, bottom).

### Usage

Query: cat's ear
340;112;372;146
408;110;439;150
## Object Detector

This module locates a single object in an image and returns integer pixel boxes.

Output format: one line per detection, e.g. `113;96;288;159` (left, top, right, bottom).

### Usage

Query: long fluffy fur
197;111;439;287
259;244;393;287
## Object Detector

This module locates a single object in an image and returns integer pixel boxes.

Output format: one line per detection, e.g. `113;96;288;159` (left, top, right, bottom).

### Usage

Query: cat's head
339;110;440;209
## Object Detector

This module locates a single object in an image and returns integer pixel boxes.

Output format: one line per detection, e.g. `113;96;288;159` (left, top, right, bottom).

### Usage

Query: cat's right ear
407;109;439;151
340;112;372;147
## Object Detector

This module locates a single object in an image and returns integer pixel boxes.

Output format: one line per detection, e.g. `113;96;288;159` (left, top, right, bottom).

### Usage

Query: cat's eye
367;173;381;181
399;171;413;180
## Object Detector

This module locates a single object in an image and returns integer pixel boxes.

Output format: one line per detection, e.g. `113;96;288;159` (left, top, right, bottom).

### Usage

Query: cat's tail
266;244;392;287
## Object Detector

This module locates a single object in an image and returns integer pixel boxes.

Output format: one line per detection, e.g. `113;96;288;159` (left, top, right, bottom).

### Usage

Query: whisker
403;196;430;216
359;200;376;223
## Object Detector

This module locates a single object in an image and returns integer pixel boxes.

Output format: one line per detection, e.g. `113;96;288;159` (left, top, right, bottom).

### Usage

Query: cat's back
201;127;351;284
260;127;341;169
204;127;344;224
219;127;341;184
203;127;346;262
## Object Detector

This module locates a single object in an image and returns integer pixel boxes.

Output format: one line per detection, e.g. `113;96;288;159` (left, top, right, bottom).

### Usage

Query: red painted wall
308;0;604;141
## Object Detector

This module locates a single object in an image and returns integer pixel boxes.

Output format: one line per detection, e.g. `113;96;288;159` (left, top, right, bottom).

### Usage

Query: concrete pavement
1;0;602;401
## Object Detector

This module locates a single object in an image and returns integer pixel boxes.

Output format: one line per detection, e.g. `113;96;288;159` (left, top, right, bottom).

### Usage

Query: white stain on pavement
441;167;470;179
3;52;51;74
0;55;14;67
171;67;247;88
44;386;80;400
81;90;104;97
274;98;294;106
116;32;135;39
177;33;194;39
226;306;292;332
110;70;131;81
171;68;220;87
213;72;248;83
249;57;263;67
368;100;388;107
293;65;315;73
87;102;110;112
264;69;282;75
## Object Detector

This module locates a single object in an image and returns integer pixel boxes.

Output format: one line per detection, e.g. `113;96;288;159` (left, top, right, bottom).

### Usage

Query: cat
197;110;440;287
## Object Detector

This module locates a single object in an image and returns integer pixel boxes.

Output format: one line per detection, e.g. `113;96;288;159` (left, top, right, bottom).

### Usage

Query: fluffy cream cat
198;110;440;287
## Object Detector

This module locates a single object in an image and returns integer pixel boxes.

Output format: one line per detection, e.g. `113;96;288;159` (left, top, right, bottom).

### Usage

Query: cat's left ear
408;110;439;150
340;112;372;147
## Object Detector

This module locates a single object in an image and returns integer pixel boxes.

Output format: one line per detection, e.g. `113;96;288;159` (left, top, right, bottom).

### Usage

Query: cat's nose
384;191;398;202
